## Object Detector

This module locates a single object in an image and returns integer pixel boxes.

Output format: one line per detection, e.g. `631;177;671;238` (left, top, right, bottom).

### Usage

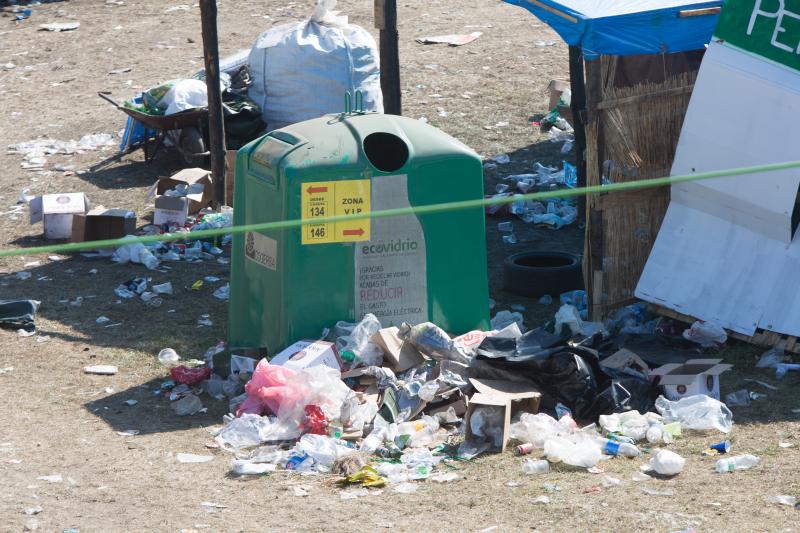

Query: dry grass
0;1;798;531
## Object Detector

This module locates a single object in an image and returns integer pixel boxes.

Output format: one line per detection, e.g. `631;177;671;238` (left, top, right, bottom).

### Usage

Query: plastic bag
215;414;277;449
335;313;383;367
398;322;470;364
682;321;727;347
470;406;505;448
509;412;566;448
543;435;601;468
648;449;685;476
112;237;159;270
247;0;382;130
474;337;658;420
755;348;787;369
655;394;733;434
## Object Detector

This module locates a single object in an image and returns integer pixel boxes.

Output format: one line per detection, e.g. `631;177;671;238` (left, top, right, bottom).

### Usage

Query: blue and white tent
504;0;722;57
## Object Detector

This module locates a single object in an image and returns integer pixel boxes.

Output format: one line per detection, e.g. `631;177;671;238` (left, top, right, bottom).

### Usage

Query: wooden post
568;46;587;204
199;0;227;206
375;0;401;115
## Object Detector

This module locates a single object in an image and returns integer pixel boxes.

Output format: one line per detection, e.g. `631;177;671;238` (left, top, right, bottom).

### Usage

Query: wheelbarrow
98;91;210;164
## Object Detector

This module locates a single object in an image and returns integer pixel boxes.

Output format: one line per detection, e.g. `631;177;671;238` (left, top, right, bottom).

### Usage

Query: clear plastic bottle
715;454;760;473
599;438;641;457
522;458;550;475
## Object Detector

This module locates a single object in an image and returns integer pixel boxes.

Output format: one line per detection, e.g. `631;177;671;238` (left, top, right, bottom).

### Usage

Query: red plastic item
302;404;328;434
170;365;211;386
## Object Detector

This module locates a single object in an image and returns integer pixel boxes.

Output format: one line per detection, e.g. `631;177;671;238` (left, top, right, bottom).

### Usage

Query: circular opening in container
363;132;409;172
515;254;574;269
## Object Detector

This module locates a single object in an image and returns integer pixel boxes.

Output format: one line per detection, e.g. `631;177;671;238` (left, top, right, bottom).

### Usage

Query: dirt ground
0;1;798;532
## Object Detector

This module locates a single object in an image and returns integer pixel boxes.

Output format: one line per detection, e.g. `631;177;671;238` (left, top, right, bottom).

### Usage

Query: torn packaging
464;378;541;452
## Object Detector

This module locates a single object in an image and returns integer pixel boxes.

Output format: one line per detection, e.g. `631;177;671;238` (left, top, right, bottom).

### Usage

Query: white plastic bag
649;449;685;475
682;321;727;347
163;79;208;115
248;0;383;130
335;313;383;366
655;394;733;433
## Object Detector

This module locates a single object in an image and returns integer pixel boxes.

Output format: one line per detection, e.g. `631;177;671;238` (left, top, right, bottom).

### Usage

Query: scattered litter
431;472;459;483
40;22;80;32
230;459;276;475
492;154;510;165
340;488;369;500
200;502;227;509
601;476;621;488
415;32;482;46
96;316;110;325
763;495;797;507
715;454;760;473
116;429;139;437
391;482;418;494
648;450;685;476
641;487;674;497
23;506;42;515
0;367;13;375
17;329;36;337
779;442;794;448
213;283;230;301
37;474;63;483
631;472;651;481
158;348;180;365
83;365;118;376
124;400;138;406
293;486;310;497
176;453;214;464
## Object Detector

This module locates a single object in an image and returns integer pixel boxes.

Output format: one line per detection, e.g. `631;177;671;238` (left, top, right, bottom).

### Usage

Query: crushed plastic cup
172;394;203;416
522;459;550;475
158;348;180;365
230;459;276;475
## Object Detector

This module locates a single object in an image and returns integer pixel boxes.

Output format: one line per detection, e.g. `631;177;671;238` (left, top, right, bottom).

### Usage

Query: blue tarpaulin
504;0;722;58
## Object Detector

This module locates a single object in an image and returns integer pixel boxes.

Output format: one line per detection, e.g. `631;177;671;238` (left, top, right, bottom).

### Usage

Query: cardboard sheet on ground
636;7;800;337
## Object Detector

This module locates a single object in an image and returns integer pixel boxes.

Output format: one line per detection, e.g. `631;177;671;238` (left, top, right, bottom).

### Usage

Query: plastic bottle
715;454;760;473
522;458;550;475
599;438;641;457
646;423;663;444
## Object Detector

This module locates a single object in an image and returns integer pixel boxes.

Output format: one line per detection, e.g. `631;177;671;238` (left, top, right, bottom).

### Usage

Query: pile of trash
148;306;769;495
7;134;116;171
485;160;579;238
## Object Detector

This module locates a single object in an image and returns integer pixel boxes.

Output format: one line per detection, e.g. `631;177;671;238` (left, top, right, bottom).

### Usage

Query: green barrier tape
1;159;799;259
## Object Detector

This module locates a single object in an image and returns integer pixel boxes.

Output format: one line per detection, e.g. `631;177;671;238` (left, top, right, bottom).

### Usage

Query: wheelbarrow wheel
179;127;210;167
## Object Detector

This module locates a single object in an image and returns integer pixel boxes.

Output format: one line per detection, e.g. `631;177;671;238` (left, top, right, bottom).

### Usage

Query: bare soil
0;1;798;532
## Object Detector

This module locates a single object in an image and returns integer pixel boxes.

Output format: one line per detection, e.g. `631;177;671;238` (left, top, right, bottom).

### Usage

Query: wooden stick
375;0;401;115
199;0;227;206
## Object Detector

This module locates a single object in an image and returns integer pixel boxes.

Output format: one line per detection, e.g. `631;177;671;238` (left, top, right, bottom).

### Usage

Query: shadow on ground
83;378;229;436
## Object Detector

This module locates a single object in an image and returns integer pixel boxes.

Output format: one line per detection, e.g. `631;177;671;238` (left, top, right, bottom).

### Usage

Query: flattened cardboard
71;206;135;243
465;378;542;452
269;339;342;372
147;167;213;214
650;358;732;401
371;327;426;372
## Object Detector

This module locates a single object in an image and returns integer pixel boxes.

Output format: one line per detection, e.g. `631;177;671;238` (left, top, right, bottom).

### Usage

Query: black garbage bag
473;328;657;421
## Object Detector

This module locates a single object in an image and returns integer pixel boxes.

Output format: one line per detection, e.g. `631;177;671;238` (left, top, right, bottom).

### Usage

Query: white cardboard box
650;358;732;401
29;193;90;240
270;340;342;372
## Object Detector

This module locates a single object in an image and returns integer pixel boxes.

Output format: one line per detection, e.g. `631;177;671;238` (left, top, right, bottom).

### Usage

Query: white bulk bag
247;0;383;130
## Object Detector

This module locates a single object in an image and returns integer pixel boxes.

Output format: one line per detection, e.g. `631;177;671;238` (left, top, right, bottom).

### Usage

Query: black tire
503;251;583;298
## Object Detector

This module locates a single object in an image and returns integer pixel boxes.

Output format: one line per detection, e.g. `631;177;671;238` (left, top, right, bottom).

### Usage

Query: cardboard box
371;327;426;373
600;348;650;377
147;167;213;215
29;193;91;240
71;206;136;243
269;340;342;372
650;358;732;401
153;195;189;226
547;79;574;127
464;378;542;452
